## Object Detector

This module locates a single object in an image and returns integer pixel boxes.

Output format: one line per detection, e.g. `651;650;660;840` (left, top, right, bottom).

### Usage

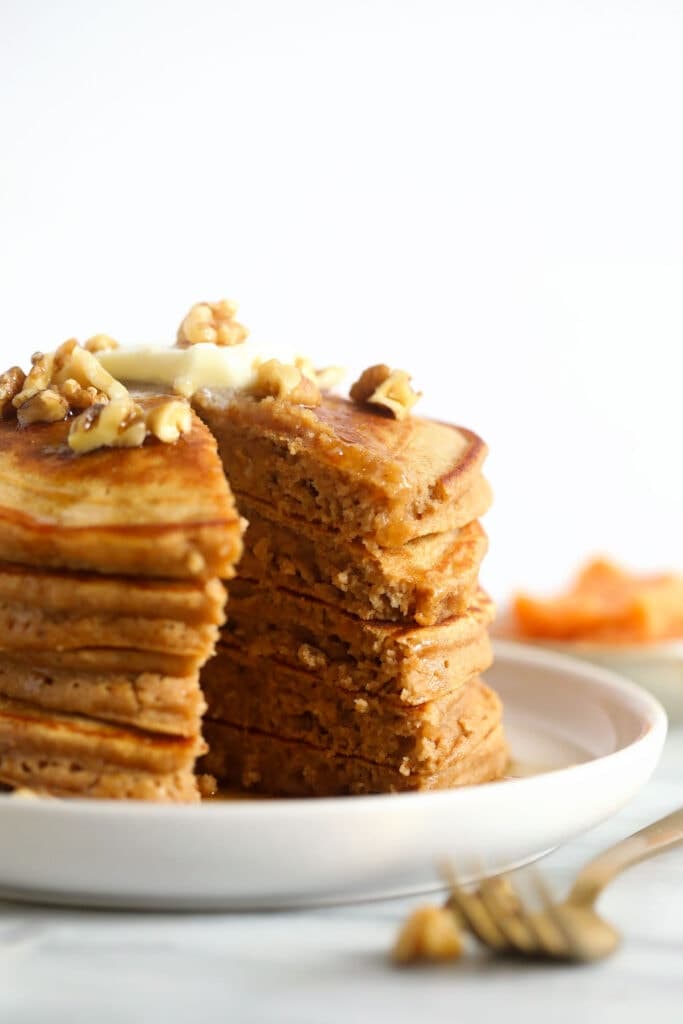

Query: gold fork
444;806;683;961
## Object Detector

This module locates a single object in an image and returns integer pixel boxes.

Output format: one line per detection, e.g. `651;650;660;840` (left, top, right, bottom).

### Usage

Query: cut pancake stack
0;401;243;800
195;389;507;796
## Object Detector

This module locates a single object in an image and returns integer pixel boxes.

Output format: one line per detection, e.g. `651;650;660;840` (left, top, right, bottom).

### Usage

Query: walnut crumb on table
392;905;464;964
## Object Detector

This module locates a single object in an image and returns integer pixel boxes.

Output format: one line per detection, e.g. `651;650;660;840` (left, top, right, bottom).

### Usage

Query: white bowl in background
516;638;683;721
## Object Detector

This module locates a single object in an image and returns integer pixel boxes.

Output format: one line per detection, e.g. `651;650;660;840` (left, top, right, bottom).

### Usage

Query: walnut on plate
251;359;321;407
349;364;421;420
176;299;249;348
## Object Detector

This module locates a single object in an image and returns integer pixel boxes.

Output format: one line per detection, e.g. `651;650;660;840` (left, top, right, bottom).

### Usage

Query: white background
1;0;681;602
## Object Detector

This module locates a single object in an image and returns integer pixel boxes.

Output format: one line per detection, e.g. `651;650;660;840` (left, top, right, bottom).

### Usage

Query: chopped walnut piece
68;397;146;454
145;399;192;443
53;338;79;371
58;379;106;412
3;340;133;437
392;905;464;965
12;352;55;408
51;345;127;401
350;364;421;420
295;357;346;392
0;367;26;418
176;299;249;347
297;643;327;670
84;334;119;354
251;359;321;407
16;389;69;426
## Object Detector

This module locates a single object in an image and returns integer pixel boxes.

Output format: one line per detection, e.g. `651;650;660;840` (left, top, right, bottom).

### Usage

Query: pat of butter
98;341;290;398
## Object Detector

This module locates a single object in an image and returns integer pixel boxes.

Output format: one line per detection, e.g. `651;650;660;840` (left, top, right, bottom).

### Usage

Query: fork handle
568;807;683;908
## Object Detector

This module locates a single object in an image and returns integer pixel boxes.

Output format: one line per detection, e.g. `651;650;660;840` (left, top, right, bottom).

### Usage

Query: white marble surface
1;734;681;1024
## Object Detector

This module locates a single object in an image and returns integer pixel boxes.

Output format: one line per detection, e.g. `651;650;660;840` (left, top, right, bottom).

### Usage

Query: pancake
202;680;507;796
193;390;491;546
221;582;495;703
0;695;202;800
0;401;243;578
0;602;219;657
203;651;485;769
2;646;203;678
0;563;226;625
0;663;205;736
237;496;487;624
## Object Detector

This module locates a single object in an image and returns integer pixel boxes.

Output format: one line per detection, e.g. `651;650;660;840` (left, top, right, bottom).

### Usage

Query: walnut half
51;343;127;401
176;299;249;347
145;399;192;443
68;397;146;454
0;367;26;418
17;389;69;427
349;364;421;420
251;359;321;407
59;379;108;412
12;352;55;409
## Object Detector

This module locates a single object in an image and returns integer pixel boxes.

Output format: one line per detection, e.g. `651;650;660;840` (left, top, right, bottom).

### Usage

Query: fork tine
530;870;578;960
478;874;538;954
441;862;509;952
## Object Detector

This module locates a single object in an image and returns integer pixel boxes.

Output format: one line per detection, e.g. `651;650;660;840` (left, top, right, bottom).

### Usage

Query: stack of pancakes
195;390;507;796
0;400;243;800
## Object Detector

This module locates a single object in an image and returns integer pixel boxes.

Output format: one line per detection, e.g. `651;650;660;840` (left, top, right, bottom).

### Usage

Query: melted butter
98;341;297;398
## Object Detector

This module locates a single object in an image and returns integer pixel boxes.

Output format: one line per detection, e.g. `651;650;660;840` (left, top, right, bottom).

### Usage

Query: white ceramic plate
0;641;666;910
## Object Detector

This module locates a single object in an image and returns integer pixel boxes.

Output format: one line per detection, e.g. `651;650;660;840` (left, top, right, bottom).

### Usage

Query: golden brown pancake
237;496;487;624
0;563;226;624
202;680;507;796
0;662;205;736
0;402;243;578
193;390;490;546
0;695;203;800
0;602;219;657
2;645;205;678
203;653;486;770
221;582;495;703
